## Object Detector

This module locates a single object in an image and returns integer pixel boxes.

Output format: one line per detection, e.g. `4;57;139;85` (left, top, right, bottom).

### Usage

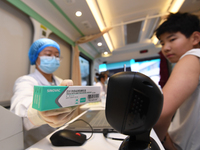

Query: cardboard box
32;86;101;111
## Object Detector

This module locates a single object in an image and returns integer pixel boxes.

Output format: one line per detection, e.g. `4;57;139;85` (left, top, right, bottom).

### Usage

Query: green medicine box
32;86;101;111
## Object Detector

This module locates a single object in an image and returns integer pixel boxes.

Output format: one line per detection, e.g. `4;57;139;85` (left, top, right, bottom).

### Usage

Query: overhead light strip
86;0;114;52
169;0;185;13
152;0;185;45
49;0;100;54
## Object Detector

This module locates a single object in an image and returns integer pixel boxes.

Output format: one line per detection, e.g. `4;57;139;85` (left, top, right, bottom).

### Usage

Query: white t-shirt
168;49;200;150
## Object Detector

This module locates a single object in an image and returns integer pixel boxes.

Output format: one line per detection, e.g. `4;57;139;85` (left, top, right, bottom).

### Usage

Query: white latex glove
28;79;77;128
38;106;77;128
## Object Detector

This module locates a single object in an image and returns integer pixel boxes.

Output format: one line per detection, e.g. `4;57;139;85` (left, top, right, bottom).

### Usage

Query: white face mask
38;56;60;74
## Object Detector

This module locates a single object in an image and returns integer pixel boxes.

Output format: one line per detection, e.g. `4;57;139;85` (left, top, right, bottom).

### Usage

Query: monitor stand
119;130;160;150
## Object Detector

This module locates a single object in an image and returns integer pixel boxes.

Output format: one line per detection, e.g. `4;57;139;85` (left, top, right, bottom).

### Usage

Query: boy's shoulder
180;49;200;60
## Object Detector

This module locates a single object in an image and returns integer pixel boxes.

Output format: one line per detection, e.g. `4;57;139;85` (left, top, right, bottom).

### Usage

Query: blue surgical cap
28;38;60;65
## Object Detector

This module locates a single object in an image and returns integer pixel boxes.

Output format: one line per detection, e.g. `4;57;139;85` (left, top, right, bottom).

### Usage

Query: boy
154;12;200;150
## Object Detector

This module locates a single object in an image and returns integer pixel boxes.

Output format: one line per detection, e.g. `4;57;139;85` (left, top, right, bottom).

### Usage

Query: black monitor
106;71;163;150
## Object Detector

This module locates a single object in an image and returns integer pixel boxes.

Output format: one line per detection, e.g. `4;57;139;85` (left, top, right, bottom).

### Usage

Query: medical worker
95;72;107;94
10;38;76;148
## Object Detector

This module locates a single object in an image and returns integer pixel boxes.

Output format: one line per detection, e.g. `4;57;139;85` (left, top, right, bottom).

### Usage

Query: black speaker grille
125;89;150;130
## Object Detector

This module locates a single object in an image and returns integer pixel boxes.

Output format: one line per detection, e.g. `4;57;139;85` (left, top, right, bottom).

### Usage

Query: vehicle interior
0;0;200;107
0;1;200;149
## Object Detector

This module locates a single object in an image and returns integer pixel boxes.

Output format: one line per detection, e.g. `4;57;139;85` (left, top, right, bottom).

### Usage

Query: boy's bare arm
154;55;200;140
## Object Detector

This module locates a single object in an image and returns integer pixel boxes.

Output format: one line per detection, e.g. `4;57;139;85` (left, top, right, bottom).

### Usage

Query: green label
80;97;86;103
32;86;68;111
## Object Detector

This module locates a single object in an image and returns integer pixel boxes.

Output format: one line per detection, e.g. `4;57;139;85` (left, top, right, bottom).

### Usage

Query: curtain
71;45;81;85
158;51;169;88
71;27;112;86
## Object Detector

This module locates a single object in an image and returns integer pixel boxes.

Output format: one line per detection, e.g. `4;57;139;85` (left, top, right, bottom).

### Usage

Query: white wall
0;0;33;106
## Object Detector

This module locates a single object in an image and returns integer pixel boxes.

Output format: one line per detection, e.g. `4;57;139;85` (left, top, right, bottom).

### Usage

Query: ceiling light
97;42;102;46
104;51;108;55
101;52;112;57
86;0;114;52
169;0;185;13
75;11;82;17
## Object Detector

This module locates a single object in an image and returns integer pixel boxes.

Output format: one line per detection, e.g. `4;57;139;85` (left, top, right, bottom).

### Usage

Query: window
99;57;161;87
79;53;91;85
131;58;160;86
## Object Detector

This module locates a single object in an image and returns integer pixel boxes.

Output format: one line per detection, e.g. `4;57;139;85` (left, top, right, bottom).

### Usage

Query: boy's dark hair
155;12;200;39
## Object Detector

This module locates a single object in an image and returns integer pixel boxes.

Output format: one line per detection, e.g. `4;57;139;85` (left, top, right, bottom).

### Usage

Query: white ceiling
19;0;200;64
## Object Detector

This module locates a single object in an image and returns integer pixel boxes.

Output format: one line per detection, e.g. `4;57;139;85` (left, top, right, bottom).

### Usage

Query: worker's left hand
28;79;78;128
38;106;77;128
38;79;77;128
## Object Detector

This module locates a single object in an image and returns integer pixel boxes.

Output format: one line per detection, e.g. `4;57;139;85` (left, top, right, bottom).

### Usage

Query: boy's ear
192;31;200;46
